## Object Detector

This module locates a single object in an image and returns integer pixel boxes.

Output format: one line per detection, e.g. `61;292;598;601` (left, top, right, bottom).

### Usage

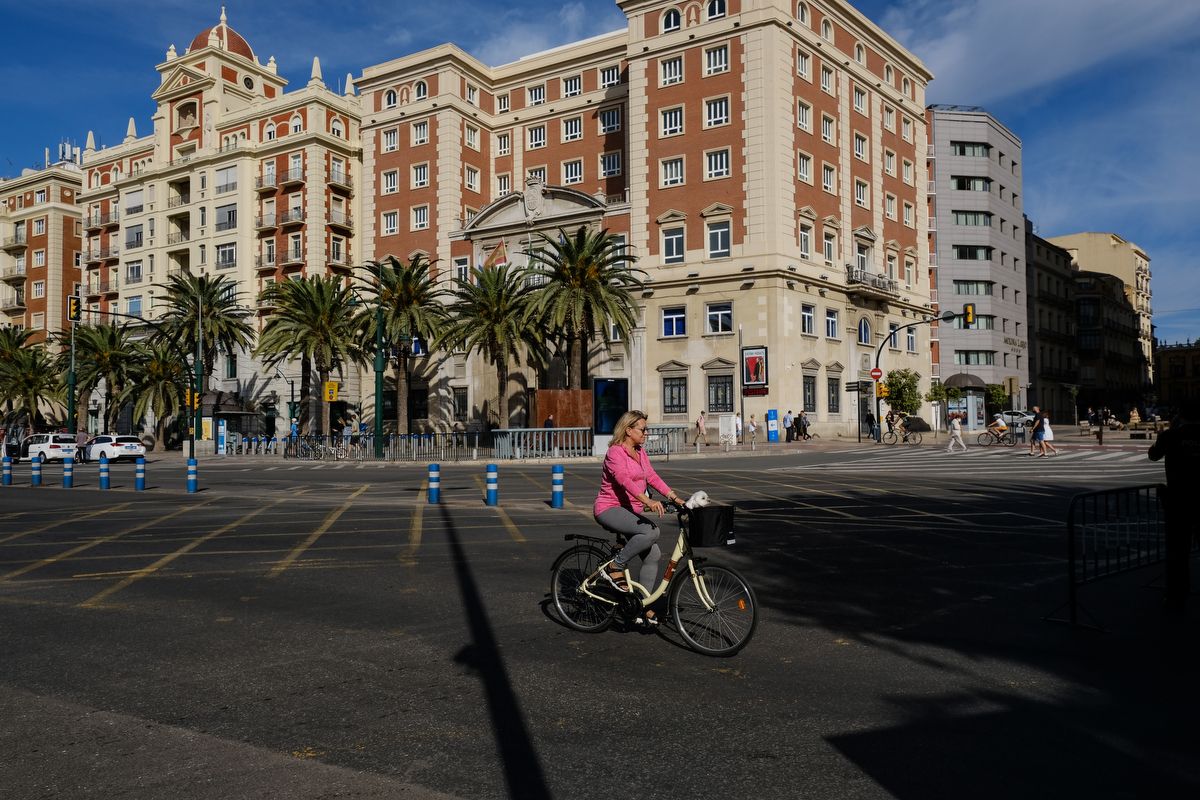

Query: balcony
327;210;353;230
255;214;278;231
2;233;28;251
167;193;191;208
215;218;238;232
328;252;352;271
255;255;277;272
0;293;26;312
101;281;118;295
167;231;190;246
845;266;900;300
85;283;102;299
279;210;305;227
279;168;305;187
125;204;144;216
1;266;26;285
328;168;351;190
215;182;238;194
256;295;277;312
124;235;144;251
88;245;120;261
215;258;237;271
124;272;144;286
280;249;304;266
166;267;191;279
255;174;278;191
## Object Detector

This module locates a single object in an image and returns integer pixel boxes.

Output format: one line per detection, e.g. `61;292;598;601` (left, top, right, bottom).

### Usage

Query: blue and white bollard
428;463;440;504
98;456;110;490
187;458;198;493
2;456;11;486
135;457;146;491
63;457;74;489
551;464;564;509
485;463;498;506
31;457;42;487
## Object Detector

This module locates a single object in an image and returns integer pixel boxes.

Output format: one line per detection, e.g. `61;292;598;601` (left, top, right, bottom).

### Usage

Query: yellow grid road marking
80;499;284;608
473;475;526;543
0;502;203;582
0;503;133;546
266;485;369;578
398;480;427;565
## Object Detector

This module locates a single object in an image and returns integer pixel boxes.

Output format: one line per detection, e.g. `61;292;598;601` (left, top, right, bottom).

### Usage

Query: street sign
324;381;339;402
870;367;883;381
1004;375;1020;396
845;382;862;392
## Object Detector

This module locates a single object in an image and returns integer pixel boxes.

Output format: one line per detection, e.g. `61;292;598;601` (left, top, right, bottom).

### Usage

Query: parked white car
22;433;80;463
998;410;1037;427
84;435;146;462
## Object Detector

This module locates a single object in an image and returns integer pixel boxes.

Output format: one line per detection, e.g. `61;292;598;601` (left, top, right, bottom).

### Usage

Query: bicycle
881;428;922;445
549;501;758;656
976;428;1015;447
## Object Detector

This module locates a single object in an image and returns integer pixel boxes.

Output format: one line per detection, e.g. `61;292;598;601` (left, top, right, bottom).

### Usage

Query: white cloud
469;2;625;66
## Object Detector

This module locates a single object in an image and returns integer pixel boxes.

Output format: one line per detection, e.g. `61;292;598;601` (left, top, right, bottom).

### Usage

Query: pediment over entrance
800;358;822;371
462;180;607;235
656;360;690;373
701;357;735;371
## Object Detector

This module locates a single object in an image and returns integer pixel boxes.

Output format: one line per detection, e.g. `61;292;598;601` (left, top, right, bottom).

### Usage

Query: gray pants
595;506;662;589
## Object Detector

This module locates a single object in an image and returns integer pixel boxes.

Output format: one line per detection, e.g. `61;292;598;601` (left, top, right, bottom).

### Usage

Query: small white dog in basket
684;490;711;509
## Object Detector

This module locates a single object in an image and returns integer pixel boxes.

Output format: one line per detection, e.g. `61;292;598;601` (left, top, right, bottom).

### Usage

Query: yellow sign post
324;381;339;402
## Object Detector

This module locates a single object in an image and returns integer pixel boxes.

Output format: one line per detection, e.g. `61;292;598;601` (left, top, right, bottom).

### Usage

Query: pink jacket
593;444;673;517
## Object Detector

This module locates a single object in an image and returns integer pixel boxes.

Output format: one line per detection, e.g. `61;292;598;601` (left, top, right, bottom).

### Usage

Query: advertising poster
741;346;768;390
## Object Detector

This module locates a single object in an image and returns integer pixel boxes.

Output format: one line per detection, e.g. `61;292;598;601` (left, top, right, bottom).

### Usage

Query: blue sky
3;0;1197;343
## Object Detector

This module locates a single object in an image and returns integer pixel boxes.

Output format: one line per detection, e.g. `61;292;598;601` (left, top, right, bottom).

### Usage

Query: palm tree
154;273;254;400
443;263;548;428
118;341;188;450
0;326;34;416
0;345;64;428
255;276;366;436
356;254;450;434
525;226;644;389
73;323;140;432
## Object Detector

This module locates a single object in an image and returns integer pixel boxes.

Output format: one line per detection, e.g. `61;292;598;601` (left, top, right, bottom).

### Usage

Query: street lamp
873;309;958;435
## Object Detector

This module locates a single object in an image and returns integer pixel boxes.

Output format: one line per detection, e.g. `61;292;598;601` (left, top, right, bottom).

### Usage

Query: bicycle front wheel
550;545;617;633
976;432;993;447
670;563;758;656
882;431;898;445
907;431;923;445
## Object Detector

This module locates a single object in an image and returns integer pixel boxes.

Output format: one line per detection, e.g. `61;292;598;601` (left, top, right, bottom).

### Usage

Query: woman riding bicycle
986;414;1008;438
594;410;687;625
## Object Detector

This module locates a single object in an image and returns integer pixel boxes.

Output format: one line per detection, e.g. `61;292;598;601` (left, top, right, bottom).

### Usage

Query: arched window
290;115;303;134
857;318;872;345
855;44;865;64
331;118;344;138
796;2;809;25
822;20;833;42
384;89;397;108
414;81;428;100
885;64;893;84
706;0;726;20
902;77;911;96
662;8;681;32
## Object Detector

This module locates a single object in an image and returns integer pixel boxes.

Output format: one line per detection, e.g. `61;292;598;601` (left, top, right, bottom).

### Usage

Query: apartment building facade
926;104;1028;428
359;0;934;435
0;159;83;345
74;12;363;427
1024;221;1078;421
1154;340;1200;412
1073;270;1144;412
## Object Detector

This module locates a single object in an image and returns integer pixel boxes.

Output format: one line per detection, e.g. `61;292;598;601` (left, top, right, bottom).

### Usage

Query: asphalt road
0;442;1196;799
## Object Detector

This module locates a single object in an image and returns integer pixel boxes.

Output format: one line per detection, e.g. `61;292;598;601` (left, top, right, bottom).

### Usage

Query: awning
943;372;987;390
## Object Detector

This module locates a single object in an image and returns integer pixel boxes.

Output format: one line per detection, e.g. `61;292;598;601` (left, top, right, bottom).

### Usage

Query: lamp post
193;292;202;456
873;310;958;432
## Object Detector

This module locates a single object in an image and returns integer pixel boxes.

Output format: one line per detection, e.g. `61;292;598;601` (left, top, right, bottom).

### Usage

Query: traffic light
962;303;975;326
67;295;82;323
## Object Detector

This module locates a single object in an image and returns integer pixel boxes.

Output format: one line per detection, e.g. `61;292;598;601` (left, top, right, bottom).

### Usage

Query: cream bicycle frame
579;520;715;611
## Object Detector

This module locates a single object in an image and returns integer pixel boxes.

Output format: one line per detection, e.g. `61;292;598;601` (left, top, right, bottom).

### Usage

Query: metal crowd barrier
493;427;592;460
643;424;689;457
280;433;488;463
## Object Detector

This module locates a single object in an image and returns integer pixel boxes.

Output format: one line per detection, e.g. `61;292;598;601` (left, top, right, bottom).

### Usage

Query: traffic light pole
67;320;77;429
872;310;959;436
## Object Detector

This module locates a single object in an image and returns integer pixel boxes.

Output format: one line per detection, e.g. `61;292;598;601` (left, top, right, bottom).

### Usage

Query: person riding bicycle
986;414;1008;439
593;409;687;626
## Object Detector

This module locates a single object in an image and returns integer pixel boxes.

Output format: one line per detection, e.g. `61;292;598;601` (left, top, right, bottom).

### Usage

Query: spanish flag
482;239;509;269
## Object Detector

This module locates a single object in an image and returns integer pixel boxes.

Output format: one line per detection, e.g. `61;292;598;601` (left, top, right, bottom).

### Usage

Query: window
600;65;621;87
822;164;836;193
528;167;547;183
661;107;684;136
853;86;867;113
465;166;480;192
798;224;813;258
224;352;238;380
527;125;546;149
705;45;728;75
216;242;236;269
885;253;897;280
821;66;834;94
953;314;995;330
885;194;896;219
466;85;478;106
382;129;398;152
706;302;732;334
465;125;479;149
559;75;581;99
412;121;429;145
854;133;868;161
706;149;730;179
907;328;917;352
31;249;45;268
382;211;398;236
795;304;813;335
821;115;835;143
412;205;429;230
215;203;237;231
953;280;993;295
290;116;302;134
33;218;46;235
706;0;726;20
951;141;990;157
497;94;509;113
797;152;812;183
708;375;733;413
496;174;510;196
707;220;731;258
599;107;622;133
127;296;143;318
662;306;686;337
855;44;866;65
663;377;688;414
214;167;237;194
563;160;583;185
953;211;992;226
827;378;841;414
854;180;869;208
954;350;996;366
798;375;815;412
825;309;839;338
885;64;894;84
822;20;833;41
823;231;836;263
125;224;144;250
796;49;811;79
415;81;428;100
452;387;468;421
382;170;399;194
497;132;510;155
797;101;812;132
31;280;45;299
600;152;622;177
902;202;914;227
901;117;912;141
705;97;730;127
562;117;583;143
902;159;914;184
527;85;545;106
412;163;429;188
454;257;470;284
662;8;681;32
884;106;895;130
663;227;685;264
857;318;871;344
34;189;47;204
884;149;896;175
888;322;899;348
661;157;685;186
661;56;683;86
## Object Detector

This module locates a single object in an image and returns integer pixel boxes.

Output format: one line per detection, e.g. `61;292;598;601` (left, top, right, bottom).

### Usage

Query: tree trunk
566;336;579;390
496;362;509;429
299;359;312;435
395;353;410;435
318;367;331;438
153;416;167;452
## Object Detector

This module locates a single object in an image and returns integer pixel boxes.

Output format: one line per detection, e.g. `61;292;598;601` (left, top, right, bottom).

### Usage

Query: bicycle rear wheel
907;431;923;445
550;545;617;632
1001;431;1016;446
670;563;758;656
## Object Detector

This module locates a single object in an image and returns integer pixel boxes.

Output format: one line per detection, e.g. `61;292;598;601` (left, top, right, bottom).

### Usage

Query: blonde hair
609;409;648;447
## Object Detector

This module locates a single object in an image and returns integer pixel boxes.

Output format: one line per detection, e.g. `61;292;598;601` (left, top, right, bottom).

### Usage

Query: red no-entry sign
870;367;883;381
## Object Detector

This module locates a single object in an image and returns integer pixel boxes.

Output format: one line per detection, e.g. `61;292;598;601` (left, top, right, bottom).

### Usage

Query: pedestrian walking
1148;400;1200;614
865;410;879;442
783;410;794;443
946;412;967;453
734;412;743;444
748;415;758;444
1028;406;1045;456
798;411;810;440
1042;415;1059;455
695;410;708;446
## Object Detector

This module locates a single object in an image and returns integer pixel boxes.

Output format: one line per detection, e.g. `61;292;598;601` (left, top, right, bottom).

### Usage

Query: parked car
998;410;1036;427
22;433;80;463
84;435;146;462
